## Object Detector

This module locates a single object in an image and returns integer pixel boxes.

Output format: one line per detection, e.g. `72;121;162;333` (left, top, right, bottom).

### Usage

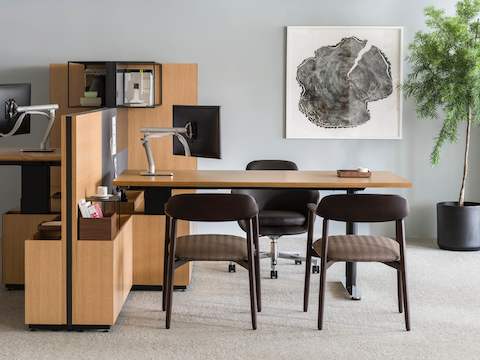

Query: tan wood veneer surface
113;170;412;189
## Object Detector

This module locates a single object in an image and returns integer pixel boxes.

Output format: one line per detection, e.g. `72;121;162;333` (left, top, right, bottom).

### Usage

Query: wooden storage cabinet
73;217;133;325
25;240;65;325
2;212;59;287
132;215;191;287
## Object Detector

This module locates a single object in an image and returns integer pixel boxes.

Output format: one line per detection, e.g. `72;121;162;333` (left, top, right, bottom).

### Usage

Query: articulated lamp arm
0;101;59;152
140;123;192;176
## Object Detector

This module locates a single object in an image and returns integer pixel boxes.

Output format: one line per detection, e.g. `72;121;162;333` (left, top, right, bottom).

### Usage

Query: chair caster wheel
270;270;278;279
312;265;320;274
228;264;236;273
295;260;302;265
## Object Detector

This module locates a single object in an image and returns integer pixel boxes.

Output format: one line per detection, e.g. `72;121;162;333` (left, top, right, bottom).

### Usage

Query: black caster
312;265;320;274
295;260;302;265
228;264;236;273
270;270;278;279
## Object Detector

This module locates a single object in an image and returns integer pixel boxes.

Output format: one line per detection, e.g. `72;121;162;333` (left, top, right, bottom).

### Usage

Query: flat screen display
173;105;221;159
0;83;31;135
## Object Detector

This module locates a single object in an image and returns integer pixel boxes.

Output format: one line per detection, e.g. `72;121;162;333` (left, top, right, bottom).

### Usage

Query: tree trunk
458;107;472;206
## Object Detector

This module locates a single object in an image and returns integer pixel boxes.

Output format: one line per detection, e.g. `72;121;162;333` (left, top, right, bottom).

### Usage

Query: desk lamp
1;99;59;152
140;122;192;176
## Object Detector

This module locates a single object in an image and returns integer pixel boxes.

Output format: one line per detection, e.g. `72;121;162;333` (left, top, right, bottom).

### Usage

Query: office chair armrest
307;202;317;215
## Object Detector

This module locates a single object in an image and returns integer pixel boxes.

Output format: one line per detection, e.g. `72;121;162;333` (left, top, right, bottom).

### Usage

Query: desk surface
0;148;61;165
113;170;412;189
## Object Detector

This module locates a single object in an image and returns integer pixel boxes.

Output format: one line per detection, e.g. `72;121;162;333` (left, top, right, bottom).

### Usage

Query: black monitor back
0;83;31;135
173;105;221;159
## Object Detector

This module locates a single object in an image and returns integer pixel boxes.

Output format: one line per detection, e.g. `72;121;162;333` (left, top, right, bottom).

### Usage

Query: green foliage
404;0;480;164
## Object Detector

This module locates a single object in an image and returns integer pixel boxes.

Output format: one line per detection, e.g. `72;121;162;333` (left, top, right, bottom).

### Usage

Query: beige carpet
1;238;480;360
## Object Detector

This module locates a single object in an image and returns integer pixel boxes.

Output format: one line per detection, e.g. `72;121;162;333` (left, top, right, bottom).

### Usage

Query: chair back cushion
317;194;408;222
165;193;258;222
246;160;298;170
233;160;319;215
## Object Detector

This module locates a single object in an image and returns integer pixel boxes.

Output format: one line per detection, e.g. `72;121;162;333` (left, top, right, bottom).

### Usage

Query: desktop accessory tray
337;169;372;178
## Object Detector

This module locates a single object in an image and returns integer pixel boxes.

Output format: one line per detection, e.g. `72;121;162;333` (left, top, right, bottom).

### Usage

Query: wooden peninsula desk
113;169;412;300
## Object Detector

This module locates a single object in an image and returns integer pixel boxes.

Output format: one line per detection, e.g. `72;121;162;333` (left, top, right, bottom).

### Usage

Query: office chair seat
312;235;400;262
175;234;248;261
259;210;306;227
238;211;308;236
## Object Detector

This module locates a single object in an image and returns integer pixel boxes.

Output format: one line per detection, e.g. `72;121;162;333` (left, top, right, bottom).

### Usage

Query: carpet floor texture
0;238;479;360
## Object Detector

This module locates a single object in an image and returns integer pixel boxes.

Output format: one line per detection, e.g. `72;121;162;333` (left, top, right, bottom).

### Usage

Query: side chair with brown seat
163;193;261;330
303;194;411;331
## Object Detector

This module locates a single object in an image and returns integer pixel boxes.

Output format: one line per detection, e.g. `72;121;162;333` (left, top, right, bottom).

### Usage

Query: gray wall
0;0;477;240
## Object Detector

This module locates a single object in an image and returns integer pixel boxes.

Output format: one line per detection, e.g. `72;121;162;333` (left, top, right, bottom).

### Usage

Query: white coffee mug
97;186;108;197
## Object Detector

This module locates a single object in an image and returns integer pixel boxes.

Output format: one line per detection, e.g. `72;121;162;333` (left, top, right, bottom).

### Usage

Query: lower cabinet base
28;324;111;332
131;285;187;291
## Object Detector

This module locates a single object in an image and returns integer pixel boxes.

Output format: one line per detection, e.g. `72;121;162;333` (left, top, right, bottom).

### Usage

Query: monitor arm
140;122;192;176
0;100;59;152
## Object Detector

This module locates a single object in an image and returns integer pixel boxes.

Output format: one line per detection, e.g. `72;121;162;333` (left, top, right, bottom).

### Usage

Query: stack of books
80;91;102;107
79;199;103;218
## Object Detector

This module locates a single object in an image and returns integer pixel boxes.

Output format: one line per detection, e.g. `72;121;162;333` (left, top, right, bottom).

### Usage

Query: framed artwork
286;26;403;139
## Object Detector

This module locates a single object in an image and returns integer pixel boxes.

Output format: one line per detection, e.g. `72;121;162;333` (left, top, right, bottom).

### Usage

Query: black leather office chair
232;160;320;278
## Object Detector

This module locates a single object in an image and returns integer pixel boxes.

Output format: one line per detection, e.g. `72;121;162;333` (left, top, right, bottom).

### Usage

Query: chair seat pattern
312;235;400;262
175;234;248;261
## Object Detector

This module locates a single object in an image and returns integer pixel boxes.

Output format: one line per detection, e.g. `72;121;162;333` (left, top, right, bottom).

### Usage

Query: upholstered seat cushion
259;210;306;226
312;235;400;262
175;234;248;261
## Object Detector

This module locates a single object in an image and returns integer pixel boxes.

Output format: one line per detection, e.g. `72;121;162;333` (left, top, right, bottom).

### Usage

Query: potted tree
404;0;480;250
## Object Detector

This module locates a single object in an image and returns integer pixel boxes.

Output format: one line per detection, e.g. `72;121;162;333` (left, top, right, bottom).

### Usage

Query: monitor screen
173;105;221;159
0;83;31;135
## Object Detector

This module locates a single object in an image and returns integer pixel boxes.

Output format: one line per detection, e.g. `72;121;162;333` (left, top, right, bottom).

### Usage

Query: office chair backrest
317;194;408;223
246;160;298;171
233;160;319;213
165;193;258;222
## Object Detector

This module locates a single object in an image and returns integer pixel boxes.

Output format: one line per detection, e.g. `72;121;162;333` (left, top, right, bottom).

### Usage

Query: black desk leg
21;164;51;213
343;189;361;300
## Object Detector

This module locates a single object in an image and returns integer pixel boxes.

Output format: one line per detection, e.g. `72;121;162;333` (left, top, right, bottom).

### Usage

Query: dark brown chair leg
401;265;410;331
304;205;316;312
253;216;261;312
397;269;403;313
303;248;312;312
318;219;329;330
162;216;170;312
165;220;177;329
246;220;257;330
397;220;410;331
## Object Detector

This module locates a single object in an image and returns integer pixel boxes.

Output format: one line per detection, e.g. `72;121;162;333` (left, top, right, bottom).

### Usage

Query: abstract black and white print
286;27;403;139
297;37;393;128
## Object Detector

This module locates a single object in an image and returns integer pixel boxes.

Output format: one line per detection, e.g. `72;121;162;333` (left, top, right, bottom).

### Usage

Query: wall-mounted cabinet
68;61;162;108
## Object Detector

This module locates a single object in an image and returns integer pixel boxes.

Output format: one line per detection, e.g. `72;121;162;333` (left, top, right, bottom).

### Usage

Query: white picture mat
286;26;403;139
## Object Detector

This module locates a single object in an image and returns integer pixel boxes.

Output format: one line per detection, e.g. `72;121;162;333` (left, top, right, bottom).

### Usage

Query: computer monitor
0;83;31;135
173;105;221;159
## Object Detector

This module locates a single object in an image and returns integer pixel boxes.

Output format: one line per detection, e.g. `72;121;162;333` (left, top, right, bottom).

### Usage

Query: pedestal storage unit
2;212;59;288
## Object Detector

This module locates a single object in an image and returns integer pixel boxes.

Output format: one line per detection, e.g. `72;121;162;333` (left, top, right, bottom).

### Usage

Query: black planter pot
437;201;480;251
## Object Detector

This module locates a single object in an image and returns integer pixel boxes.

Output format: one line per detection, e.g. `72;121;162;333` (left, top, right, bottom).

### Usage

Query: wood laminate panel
25;240;65;325
127;64;197;172
113;217;133;321
113;170;412;189
132;214;190;286
2;213;59;285
73;217;133;325
70;111;135;325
